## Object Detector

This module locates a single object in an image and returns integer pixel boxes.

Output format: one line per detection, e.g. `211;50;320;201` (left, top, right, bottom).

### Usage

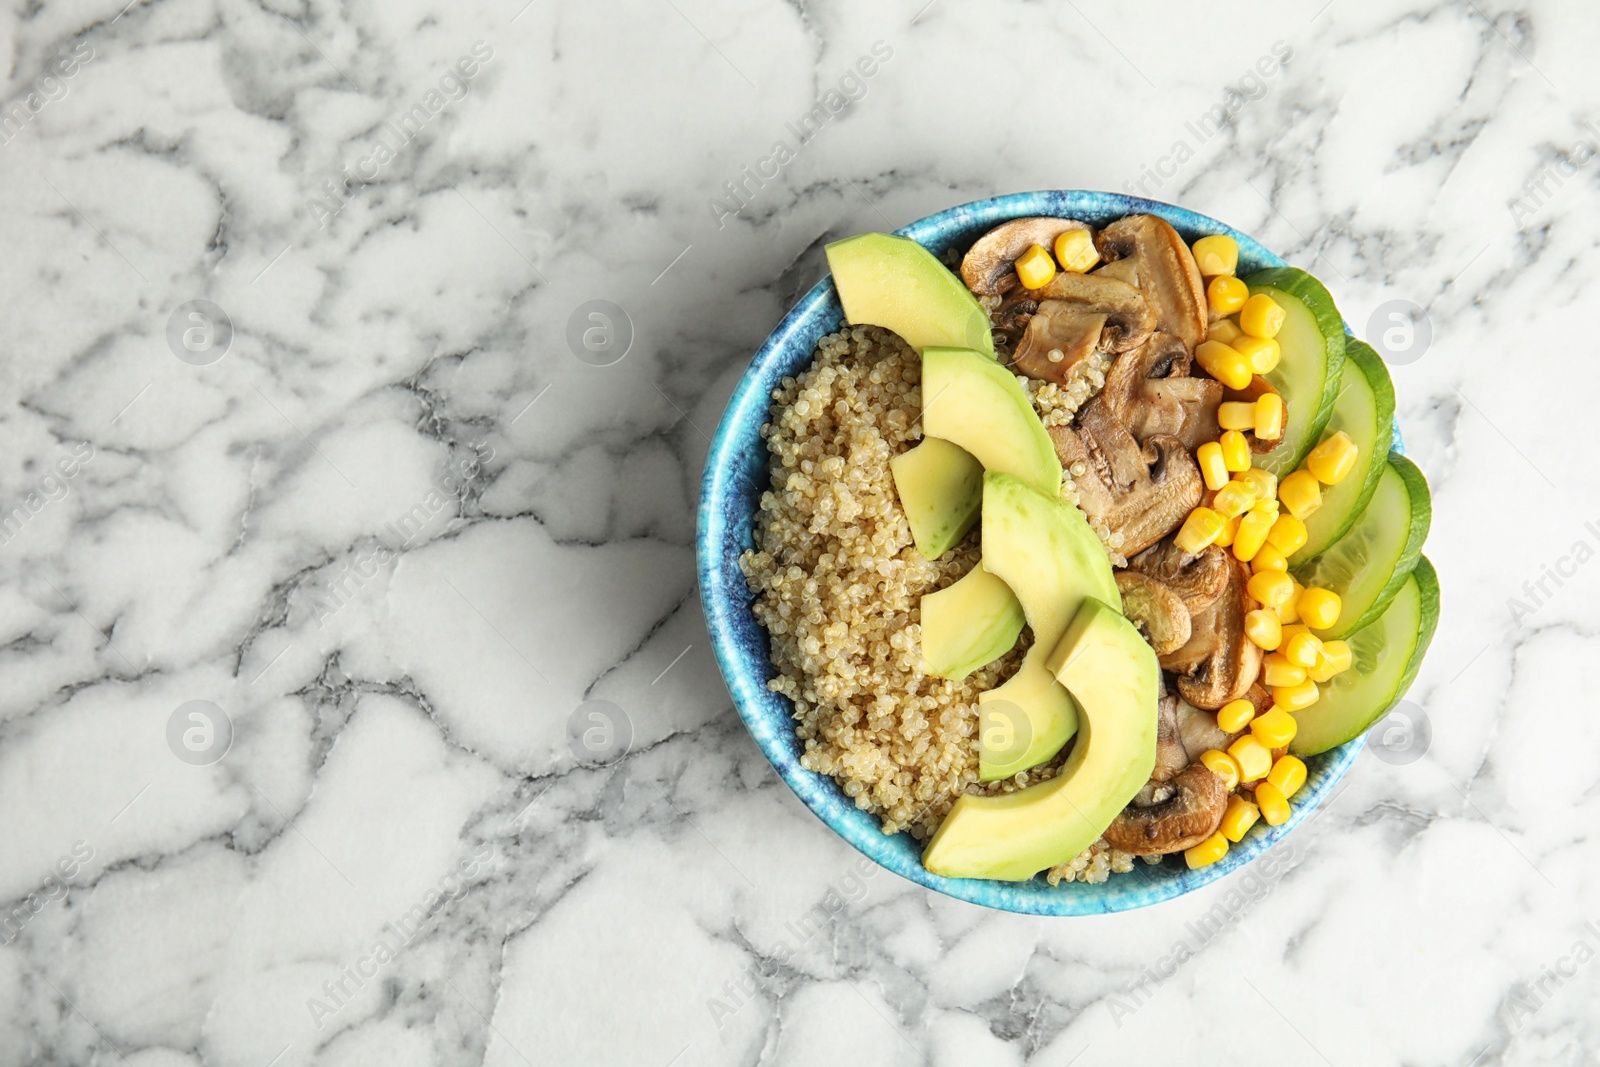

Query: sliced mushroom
1102;762;1228;855
1096;215;1207;352
961;217;1091;297
1158;556;1263;709
1050;402;1202;557
1175;697;1244;762
1011;302;1107;384
1130;539;1231;616
1130;377;1223;452
1116;571;1191;656
1005;274;1155;385
1150;694;1188;783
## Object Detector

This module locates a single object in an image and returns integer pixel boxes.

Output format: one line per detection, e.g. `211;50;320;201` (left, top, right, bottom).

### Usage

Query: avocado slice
921;348;1062;500
976;472;1119;780
890;437;983;560
920;565;1024;682
922;598;1159;882
825;233;995;355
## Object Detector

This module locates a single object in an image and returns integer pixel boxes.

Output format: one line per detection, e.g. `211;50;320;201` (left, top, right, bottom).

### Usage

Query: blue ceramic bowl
697;191;1395;915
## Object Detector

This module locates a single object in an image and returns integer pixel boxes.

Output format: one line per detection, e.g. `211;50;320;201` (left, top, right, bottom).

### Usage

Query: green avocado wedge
891;437;984;560
920;566;1025;683
1244;268;1347;479
922;598;1159;882
1291;556;1439;757
920;347;1062;500
825;232;995;355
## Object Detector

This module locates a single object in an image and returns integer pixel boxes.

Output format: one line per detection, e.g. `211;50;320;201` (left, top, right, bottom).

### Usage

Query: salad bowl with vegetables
698;191;1436;914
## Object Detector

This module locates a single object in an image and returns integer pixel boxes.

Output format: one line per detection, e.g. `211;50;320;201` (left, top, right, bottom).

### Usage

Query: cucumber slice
1291;556;1440;757
1290;340;1396;565
1243;268;1347;478
1292;453;1431;639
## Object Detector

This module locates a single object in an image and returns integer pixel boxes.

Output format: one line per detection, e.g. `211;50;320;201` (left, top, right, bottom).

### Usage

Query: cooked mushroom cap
1149;694;1189;783
1096;215;1208;352
1131;376;1223;453
1116;571;1191;656
1158;556;1264;709
1102;762;1228;855
1051;413;1202;558
1011;302;1106;384
1028;273;1155;352
1130;539;1231;616
961;217;1091;297
1002;274;1155;385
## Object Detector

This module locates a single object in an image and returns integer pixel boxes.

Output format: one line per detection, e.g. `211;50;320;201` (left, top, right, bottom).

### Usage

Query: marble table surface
2;0;1597;1063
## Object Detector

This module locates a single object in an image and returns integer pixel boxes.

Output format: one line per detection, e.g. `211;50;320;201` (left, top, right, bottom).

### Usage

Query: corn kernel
1230;333;1281;374
1175;507;1226;554
1015;243;1057;290
1232;507;1274;562
1196;340;1253;390
1272;678;1321;712
1212;480;1257;519
1216;698;1256;733
1197;441;1229;491
1053;228;1099;273
1244;608;1283;651
1275;580;1304;624
1268;754;1308;799
1308;639;1352;682
1278;469;1323;519
1254;781;1291;825
1251;707;1298;748
1251;543;1288;574
1192;234;1239;277
1255;393;1284;441
1207;275;1249;317
1218;401;1255;432
1220;795;1261;842
1263;652;1306;688
1306;430;1359;485
1247;569;1296;608
1240;293;1287;338
1185;830;1230;869
1215;514;1240;548
1298;586;1342;631
1284;630;1323;669
1228;734;1273;782
1200;749;1242;791
1238;467;1277;502
1219;430;1251;472
1209;318;1244;346
1266;514;1307;555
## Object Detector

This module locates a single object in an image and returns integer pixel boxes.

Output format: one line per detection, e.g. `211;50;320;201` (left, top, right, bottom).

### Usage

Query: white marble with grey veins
1;0;1598;1063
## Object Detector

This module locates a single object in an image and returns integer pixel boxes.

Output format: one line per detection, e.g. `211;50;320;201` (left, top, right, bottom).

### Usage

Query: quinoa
739;324;1142;882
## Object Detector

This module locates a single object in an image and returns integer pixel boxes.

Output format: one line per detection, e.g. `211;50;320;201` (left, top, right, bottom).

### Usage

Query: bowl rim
696;190;1379;915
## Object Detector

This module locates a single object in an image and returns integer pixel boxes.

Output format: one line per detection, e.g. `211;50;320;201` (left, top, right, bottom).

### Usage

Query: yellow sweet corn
1054;228;1099;273
1216;697;1257;733
1197;441;1229;491
1251;543;1288;574
1215;514;1240;548
1218;401;1257;431
1200;748;1242;791
1185;831;1230;869
1220;795;1261;842
1196;340;1253;390
1298;586;1342;631
1251;707;1298;748
1240;293;1287;338
1208;275;1249;317
1255;394;1284;441
1254;780;1291;826
1175;507;1226;554
1232;507;1274;562
1209;318;1244;346
1237;467;1277;502
1213;480;1257;519
1308;639;1352;682
1228;734;1273;782
1192;234;1239;277
1278;469;1323;519
1015;243;1056;289
1275;580;1304;624
1247;569;1296;608
1306;430;1358;485
1263;652;1306;688
1284;630;1323;669
1272;678;1320;712
1219;430;1251;472
1266;513;1307;555
1268;754;1307;799
1244;608;1283;651
1230;334;1280;374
